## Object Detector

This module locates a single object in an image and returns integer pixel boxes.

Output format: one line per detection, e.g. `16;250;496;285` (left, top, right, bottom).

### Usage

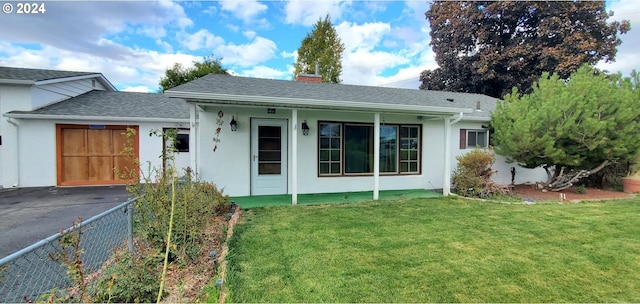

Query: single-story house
165;73;545;203
1;67;191;188
1;66;545;198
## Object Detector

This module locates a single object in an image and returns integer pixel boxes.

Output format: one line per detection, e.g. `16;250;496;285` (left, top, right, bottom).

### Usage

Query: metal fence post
127;203;134;254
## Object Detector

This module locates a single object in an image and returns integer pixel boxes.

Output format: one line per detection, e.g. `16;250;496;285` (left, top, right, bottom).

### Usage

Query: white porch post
443;116;451;196
189;103;198;175
373;113;380;200
291;109;298;205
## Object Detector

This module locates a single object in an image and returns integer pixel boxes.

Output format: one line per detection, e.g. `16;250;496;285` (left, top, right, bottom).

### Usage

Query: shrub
120;128;230;263
89;247;164;303
452;148;509;198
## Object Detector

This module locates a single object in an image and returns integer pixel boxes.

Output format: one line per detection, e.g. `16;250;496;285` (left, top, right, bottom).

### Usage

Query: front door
251;119;288;195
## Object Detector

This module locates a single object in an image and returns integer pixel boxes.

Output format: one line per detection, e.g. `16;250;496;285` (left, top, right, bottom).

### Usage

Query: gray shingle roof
0;66;98;82
167;74;496;118
8;91;189;120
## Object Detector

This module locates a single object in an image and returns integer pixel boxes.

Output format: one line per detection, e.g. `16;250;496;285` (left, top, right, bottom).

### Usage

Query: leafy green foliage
159;55;228;91
90;248;164;303
452;149;508;197
293;14;345;83
492;65;640;180
420;1;630;98
122;128;230;263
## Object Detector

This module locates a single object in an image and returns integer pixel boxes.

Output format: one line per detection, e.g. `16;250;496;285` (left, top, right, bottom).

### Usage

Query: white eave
165;91;476;116
0;74;117;91
3;112;189;123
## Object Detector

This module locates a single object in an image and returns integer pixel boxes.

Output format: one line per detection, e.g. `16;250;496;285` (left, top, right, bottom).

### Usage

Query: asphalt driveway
0;186;130;259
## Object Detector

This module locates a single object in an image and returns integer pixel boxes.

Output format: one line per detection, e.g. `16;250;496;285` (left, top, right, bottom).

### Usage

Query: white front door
251;119;288;195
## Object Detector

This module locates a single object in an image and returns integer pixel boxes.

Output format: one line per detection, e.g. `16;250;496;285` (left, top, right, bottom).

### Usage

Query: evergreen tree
491;65;640;190
293;14;345;83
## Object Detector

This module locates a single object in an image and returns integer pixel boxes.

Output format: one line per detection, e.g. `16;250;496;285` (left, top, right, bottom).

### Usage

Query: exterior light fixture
230;116;238;131
301;120;310;136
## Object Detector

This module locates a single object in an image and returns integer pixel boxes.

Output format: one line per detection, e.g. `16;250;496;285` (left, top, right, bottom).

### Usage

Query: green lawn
222;197;640;303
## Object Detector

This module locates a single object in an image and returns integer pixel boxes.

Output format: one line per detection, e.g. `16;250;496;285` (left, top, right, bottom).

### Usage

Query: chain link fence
0;198;136;303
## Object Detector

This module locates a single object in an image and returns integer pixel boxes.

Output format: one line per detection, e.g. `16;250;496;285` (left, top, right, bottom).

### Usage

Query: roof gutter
0;79;34;85
165;91;475;115
3;113;190;123
450;112;464;125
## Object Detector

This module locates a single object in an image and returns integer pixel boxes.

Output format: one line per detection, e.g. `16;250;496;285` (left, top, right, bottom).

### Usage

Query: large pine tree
293;14;345;83
492;65;640;191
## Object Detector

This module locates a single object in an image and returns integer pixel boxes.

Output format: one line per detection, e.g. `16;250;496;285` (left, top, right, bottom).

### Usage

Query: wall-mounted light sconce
230;116;238;131
301;120;310;136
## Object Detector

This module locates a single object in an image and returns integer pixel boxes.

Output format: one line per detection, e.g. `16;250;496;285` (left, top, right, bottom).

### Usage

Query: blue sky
0;0;638;92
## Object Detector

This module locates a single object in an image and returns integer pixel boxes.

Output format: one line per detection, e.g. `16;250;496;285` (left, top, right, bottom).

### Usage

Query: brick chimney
296;61;322;83
296;74;322;83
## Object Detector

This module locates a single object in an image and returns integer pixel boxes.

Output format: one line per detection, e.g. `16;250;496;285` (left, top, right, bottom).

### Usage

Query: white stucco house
1;66;544;198
165;73;545;202
0;67;191;188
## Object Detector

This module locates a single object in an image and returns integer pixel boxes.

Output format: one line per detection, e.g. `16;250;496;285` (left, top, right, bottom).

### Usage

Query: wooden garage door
57;125;139;186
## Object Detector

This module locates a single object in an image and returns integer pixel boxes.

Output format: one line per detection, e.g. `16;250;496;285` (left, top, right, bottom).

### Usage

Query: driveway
0;186;130;259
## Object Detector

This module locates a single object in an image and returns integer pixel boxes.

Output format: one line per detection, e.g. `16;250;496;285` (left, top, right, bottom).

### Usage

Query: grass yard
223;197;640;303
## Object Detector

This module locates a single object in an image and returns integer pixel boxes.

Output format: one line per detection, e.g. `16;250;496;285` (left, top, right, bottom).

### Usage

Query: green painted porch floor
231;189;442;209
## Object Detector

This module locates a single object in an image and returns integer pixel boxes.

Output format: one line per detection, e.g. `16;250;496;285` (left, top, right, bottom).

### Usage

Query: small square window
174;133;189;152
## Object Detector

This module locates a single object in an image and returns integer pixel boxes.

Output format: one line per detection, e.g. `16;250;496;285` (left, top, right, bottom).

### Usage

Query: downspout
450;112;464;125
6;117;19;187
443;112;464;196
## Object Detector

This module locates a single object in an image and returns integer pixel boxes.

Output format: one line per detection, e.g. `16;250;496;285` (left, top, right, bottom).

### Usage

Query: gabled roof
0;66;116;91
5;90;189;122
165;74;496;119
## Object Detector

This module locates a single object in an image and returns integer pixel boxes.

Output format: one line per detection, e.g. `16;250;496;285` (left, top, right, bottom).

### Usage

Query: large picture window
318;122;421;176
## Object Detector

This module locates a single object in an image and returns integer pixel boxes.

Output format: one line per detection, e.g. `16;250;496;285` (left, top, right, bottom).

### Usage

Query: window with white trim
318;122;421;176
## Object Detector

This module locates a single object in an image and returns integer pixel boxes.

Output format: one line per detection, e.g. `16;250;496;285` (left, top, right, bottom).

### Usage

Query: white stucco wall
194;107;549;197
13;118;188;187
452;121;547;186
1;84;32;187
1;78;108;187
194;107;485;196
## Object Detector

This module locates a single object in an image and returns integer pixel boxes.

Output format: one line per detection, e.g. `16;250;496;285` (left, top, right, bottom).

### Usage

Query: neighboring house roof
0;66;116;91
5;90;189;122
165;74;496;119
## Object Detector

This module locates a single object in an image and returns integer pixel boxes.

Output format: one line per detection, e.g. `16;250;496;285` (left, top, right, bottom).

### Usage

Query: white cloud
596;0;640;77
239;66;289;79
335;21;391;52
178;29;224;51
122;86;153;93
0;1;193;60
156;39;173;53
243;30;257;40
341;50;410;86
377;65;435;89
219;0;268;23
138;26;167;39
281;50;296;59
284;0;351;26
216;37;277;67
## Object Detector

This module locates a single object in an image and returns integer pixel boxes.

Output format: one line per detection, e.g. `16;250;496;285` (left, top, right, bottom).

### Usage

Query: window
318;122;421;176
319;123;341;175
400;126;420;173
174;133;189;152
460;129;488;149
